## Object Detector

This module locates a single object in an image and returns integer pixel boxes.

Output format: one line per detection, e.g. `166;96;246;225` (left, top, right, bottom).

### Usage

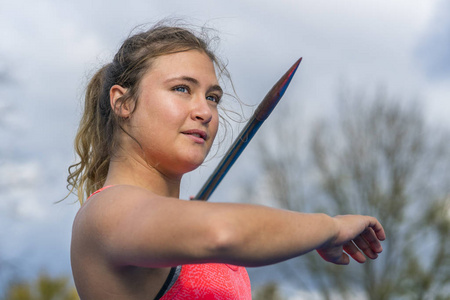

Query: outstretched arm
74;185;385;268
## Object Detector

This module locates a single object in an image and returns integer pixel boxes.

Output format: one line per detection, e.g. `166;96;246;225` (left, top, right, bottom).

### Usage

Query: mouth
182;129;207;141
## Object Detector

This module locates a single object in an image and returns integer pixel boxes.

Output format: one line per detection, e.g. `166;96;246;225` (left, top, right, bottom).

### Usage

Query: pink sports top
158;263;251;300
87;186;252;300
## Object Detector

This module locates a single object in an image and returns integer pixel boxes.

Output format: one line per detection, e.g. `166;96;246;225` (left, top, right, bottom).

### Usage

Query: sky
0;0;449;295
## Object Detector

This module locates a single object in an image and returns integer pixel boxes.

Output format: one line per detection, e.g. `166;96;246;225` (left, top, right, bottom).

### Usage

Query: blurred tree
243;87;450;299
253;282;286;300
4;273;78;300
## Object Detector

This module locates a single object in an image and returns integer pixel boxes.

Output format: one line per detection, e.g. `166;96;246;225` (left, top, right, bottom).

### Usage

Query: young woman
68;23;385;300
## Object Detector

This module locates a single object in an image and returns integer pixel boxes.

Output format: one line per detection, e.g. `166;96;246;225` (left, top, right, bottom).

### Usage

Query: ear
110;85;132;118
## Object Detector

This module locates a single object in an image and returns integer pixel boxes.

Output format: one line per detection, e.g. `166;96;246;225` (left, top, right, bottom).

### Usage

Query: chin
183;151;208;165
168;156;202;174
184;159;205;172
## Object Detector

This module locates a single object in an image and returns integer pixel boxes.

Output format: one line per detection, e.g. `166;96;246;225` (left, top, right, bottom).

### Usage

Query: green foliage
253;282;285;300
4;273;79;300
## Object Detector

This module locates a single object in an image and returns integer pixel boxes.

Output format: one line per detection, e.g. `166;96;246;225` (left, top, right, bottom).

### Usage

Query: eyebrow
166;76;223;95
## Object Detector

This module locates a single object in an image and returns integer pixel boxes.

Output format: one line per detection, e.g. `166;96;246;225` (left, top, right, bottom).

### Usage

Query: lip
182;129;208;143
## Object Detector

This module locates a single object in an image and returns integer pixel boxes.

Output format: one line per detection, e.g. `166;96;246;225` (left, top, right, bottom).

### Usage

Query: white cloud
0;161;44;220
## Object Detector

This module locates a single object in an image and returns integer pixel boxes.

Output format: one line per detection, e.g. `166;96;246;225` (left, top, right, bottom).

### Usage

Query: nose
191;97;213;124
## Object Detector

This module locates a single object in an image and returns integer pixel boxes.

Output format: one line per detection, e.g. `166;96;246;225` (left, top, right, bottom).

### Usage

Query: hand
317;215;386;265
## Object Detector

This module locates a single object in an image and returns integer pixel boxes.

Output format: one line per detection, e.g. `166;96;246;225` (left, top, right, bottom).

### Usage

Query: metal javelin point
194;57;302;201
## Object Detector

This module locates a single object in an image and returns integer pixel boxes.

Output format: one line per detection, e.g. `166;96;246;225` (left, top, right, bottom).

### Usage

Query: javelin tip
255;57;303;121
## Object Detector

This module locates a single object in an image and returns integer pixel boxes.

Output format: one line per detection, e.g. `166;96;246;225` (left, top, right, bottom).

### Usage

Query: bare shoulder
71;185;175;298
70;186;152;271
71;184;232;268
71;185;194;264
73;185;171;237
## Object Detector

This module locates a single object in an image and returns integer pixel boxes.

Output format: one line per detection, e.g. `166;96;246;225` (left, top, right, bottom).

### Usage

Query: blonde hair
67;22;228;204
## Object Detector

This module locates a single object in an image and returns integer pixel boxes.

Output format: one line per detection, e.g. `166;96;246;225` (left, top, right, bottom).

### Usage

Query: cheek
151;93;186;120
210;112;220;139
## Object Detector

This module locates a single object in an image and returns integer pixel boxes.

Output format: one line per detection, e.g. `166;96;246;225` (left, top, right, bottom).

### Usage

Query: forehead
145;50;218;82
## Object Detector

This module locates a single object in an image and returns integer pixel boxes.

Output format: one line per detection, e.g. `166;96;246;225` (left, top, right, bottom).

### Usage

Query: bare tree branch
244;85;450;299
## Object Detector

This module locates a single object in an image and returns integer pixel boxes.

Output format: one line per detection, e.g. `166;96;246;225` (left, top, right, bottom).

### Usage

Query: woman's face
126;50;222;177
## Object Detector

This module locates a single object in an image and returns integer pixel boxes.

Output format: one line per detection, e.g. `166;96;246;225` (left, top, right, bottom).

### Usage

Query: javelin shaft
194;58;302;201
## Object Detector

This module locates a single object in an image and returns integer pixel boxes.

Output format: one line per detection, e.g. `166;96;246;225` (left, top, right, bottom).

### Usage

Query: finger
368;217;386;241
343;241;366;263
317;247;349;265
353;235;378;260
335;253;350;265
361;227;383;253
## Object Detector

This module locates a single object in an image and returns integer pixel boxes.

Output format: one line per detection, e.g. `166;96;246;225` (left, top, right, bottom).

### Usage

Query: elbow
205;221;241;258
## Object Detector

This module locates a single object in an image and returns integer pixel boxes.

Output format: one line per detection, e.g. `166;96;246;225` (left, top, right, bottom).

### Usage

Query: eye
173;85;190;94
206;94;221;104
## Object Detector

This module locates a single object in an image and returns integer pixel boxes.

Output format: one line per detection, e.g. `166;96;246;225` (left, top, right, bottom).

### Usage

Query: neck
104;154;182;198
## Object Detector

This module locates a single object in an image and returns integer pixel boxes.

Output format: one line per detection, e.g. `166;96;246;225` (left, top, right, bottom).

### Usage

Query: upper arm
74;185;230;268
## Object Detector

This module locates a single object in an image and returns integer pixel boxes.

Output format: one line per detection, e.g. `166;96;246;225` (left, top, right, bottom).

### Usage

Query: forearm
198;203;338;266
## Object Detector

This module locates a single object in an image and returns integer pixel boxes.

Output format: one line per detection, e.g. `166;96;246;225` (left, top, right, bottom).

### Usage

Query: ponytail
67;65;112;204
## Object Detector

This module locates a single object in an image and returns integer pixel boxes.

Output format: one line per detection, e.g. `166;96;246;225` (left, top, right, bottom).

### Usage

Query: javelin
194;57;302;201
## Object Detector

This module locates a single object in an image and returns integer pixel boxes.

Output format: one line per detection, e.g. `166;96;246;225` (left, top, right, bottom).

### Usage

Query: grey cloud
417;0;450;79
